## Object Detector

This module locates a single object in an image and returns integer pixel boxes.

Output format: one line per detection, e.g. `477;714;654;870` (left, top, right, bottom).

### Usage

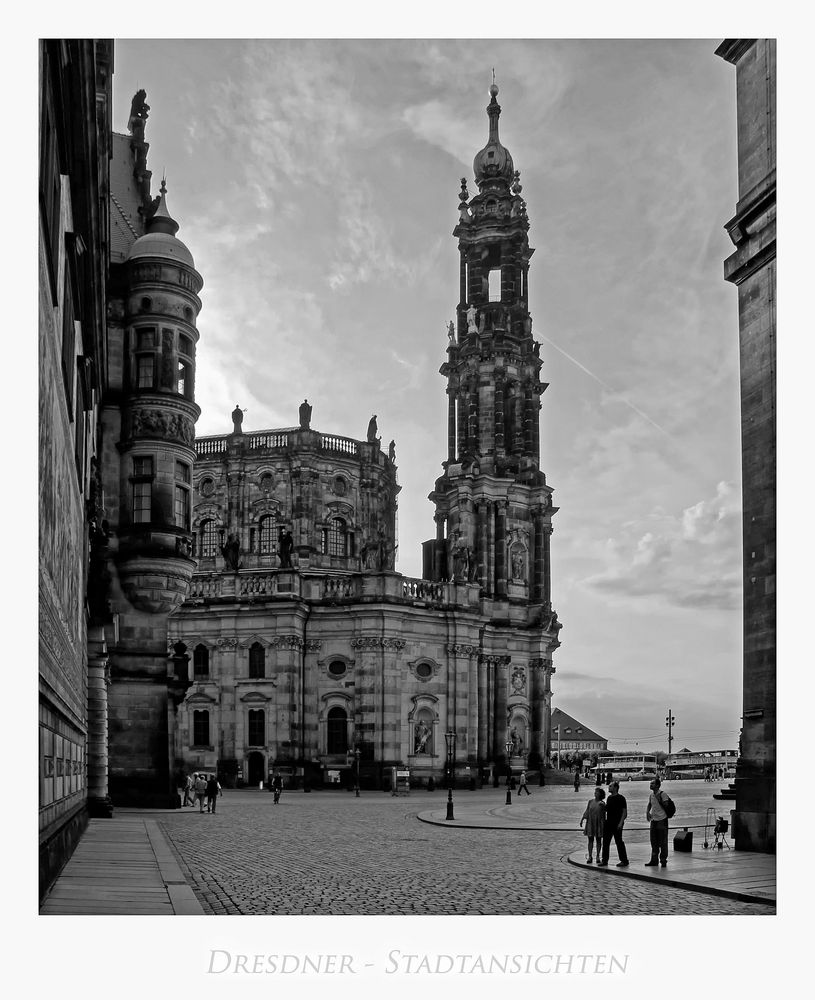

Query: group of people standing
182;772;221;813
580;777;674;868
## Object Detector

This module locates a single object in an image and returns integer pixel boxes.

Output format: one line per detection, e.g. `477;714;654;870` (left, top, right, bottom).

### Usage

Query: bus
590;754;658;781
664;749;737;780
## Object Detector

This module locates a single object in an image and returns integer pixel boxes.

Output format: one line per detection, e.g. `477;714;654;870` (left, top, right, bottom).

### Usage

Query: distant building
549;708;608;758
716;39;776;853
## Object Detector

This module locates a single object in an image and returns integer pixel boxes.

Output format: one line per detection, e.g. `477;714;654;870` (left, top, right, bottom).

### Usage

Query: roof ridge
111;192;139;238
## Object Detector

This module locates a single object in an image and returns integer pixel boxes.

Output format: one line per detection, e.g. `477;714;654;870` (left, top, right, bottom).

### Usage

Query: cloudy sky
112;38;743;753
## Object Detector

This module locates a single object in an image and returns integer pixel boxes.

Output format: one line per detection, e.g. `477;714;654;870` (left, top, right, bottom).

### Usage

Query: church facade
168;81;563;788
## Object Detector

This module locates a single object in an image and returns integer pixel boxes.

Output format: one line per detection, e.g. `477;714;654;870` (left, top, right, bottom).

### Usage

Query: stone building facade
716;39;776;853
168;83;563;788
39;42;203;897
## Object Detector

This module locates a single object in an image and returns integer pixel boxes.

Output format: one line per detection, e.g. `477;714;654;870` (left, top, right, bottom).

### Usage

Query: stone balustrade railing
401;577;446;602
187;575;222;598
322;576;359;600
195;429;365;460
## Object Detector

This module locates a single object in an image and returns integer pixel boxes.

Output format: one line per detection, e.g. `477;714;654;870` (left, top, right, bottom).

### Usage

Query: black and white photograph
22;4;804;996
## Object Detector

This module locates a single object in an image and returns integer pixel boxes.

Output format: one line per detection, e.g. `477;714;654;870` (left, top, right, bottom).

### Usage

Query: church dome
473;82;514;186
126;179;195;267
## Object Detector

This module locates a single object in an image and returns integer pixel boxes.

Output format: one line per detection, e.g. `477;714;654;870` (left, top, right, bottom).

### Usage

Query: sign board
391;766;410;795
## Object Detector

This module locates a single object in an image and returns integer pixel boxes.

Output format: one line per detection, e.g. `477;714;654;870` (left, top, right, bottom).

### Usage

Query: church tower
426;81;559;631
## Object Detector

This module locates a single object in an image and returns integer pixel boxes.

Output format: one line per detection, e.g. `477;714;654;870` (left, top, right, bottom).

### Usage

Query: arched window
249;642;265;679
192;710;209;746
193;644;209;679
248;709;265;746
323;517;347;557
258;515;276;555
200;519;218;558
327;707;348;754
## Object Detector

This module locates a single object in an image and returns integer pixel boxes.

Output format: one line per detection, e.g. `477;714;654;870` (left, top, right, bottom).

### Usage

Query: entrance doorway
247;751;265;786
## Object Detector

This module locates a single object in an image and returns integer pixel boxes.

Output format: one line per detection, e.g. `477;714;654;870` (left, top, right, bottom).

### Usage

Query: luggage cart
703;807;731;850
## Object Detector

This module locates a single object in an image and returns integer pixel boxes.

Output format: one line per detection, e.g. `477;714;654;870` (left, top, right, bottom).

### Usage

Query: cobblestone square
158;784;773;916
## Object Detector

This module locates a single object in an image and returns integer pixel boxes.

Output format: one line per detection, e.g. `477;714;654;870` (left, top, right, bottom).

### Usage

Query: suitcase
673;828;693;852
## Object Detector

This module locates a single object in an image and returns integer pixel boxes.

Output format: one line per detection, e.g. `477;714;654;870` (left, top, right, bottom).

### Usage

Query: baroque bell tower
425;80;560;637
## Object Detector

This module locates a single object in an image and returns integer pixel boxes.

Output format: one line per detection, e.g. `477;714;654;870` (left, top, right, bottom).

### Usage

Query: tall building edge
716;38;776;853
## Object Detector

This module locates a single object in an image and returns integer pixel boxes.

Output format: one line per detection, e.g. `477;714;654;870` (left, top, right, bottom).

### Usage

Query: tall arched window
200;519;218;558
327;706;348;754
193;644;209;679
323;517;347;557
192;710;209;746
248;709;265;746
249;642;265;679
258;515;276;555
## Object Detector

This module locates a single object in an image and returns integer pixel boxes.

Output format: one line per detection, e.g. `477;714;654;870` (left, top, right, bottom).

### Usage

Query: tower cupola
126;179;194;266
472;81;515;188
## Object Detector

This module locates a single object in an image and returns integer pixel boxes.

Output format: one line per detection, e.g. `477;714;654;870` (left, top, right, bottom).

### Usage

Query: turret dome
126;179;195;266
472;82;514;187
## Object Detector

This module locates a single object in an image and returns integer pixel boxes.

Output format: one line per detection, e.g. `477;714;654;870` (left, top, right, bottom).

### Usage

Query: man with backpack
645;777;674;867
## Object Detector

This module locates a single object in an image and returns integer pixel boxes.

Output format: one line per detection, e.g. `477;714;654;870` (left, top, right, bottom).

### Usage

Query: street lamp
354;747;361;797
444;731;456;820
505;739;513;805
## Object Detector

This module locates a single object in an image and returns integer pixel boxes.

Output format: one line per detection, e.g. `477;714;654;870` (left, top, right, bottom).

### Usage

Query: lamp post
505;739;513;805
354;747;361;797
444;731;456;820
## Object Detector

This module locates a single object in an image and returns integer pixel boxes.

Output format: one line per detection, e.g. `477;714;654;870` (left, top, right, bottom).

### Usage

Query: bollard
505;787;512;806
445;788;455;821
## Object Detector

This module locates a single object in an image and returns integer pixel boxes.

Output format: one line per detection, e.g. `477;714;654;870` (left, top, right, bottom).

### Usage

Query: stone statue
367;414;378;444
298;399;312;430
278;528;294;569
231;404;244;435
533;340;541;358
221;532;241;571
129;89;150;123
447;320;456;345
510;727;523;755
452;536;470;582
511;550;525;581
466;303;478;334
388;440;396;463
414;722;431;754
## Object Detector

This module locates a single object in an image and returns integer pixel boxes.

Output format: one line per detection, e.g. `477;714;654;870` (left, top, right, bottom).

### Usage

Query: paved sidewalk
418;797;775;907
40;816;205;915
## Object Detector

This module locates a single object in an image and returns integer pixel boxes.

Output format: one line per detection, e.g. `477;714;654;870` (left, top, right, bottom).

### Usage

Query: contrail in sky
540;335;671;437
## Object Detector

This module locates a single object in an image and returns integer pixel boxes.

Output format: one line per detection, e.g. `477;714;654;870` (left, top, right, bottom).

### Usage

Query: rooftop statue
299;398;312;430
129;89;150;125
367;414;378;444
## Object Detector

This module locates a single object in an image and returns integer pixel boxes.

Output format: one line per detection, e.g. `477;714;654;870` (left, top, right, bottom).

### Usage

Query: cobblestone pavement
158;789;771;916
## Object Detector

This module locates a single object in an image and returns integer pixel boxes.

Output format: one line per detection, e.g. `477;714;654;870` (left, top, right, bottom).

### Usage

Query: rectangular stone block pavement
40;817;205;915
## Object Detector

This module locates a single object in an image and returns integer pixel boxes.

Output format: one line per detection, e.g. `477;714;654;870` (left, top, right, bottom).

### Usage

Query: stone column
523;383;535;455
456;386;467;459
492;658;509;761
543;524;552;607
477;657;488;762
495;502;508;599
467;379;479;454
476;500;489;590
494;376;505;454
529;659;548;764
532;504;546;602
467;652;479;763
447;390;456;463
86;627;113;817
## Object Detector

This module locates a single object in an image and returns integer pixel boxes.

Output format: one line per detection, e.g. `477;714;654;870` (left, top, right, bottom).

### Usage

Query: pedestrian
579;787;605;863
193;772;207;813
518;770;531;795
645;777;672;867
598;780;629;867
573;770;580;792
595;769;602;786
206;773;220;813
272;772;282;804
182;772;194;807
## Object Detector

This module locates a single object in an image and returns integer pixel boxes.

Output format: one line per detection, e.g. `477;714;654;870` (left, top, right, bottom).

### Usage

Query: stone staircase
713;782;737;801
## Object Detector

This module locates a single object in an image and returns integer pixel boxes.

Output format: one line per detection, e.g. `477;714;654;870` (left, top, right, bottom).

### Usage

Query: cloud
581;481;742;610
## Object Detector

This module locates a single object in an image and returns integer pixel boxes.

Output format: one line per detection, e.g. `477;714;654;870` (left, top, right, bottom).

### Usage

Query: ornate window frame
318;653;355;681
318;692;354;756
407;657;440;682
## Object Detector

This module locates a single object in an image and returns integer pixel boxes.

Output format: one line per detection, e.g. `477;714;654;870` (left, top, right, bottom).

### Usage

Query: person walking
517;770;531;795
580;787;605;863
598;781;629;867
573;770;580;792
183;772;194;807
272;772;283;804
193;772;207;813
645;777;672;867
206;773;220;813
